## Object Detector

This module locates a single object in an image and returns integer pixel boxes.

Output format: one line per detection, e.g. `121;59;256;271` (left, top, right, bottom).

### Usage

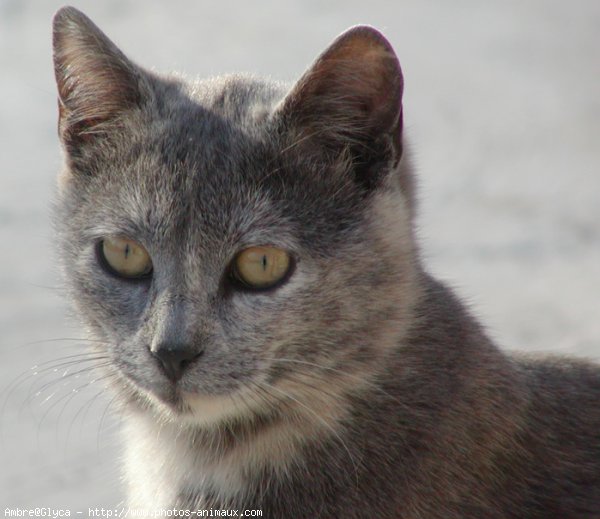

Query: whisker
27;361;112;406
1;362;110;444
251;379;360;487
31;366;109;410
97;392;121;451
65;386;109;452
30;355;110;378
245;384;281;501
4;337;110;353
262;356;410;410
1;350;111;439
243;383;279;418
36;372;115;440
230;390;252;425
1;352;106;415
54;373;115;443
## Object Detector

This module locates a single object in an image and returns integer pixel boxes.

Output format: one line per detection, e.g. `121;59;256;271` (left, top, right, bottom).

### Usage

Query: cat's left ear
52;7;145;150
279;26;403;189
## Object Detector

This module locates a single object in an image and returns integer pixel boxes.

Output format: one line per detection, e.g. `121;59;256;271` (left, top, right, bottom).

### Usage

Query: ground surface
1;0;598;510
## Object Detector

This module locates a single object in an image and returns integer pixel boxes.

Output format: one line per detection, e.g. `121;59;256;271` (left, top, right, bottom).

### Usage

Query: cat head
52;7;420;429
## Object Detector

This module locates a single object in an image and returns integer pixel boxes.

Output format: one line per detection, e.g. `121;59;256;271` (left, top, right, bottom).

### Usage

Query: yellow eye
99;236;153;279
232;246;292;289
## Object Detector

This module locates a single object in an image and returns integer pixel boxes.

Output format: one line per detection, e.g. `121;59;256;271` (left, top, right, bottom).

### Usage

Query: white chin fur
184;392;252;426
149;389;254;427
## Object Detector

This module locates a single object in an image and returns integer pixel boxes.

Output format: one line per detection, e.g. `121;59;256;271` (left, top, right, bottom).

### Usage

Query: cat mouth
128;373;246;424
117;366;183;410
117;362;253;423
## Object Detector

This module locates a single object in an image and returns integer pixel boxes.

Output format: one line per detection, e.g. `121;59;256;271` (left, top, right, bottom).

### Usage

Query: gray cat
52;6;600;518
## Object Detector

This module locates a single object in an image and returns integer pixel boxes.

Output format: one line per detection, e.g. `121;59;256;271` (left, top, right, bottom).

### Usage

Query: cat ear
279;26;404;187
52;7;143;147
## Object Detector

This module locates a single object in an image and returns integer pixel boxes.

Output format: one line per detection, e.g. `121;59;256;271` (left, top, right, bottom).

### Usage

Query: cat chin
182;391;253;427
119;369;252;427
145;388;254;428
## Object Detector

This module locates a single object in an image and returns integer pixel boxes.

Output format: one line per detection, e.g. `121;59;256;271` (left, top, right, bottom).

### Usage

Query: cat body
52;7;600;518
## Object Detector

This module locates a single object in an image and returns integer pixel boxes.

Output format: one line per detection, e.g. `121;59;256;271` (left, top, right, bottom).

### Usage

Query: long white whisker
97;392;121;452
65;386;109;452
1;353;109;424
263;356;409;410
35;372;114;444
4;336;111;353
27;361;112;406
251;379;360;487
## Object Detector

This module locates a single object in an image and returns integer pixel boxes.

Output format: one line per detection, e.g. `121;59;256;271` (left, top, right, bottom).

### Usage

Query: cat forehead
83;77;282;203
186;74;285;125
83;158;286;247
147;74;284;145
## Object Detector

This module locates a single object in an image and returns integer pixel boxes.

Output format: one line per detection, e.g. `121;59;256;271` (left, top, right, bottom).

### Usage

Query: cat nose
151;343;202;382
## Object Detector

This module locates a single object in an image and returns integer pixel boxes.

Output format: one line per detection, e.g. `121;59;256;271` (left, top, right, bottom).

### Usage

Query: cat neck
122;395;351;508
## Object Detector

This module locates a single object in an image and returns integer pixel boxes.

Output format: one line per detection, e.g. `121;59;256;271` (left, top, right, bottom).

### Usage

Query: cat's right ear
52;7;143;150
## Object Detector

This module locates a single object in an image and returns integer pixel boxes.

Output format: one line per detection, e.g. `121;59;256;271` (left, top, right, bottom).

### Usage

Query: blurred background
1;0;598;509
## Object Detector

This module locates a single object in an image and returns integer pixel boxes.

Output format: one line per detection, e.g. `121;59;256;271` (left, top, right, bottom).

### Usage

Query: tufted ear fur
52;6;144;150
279;26;404;190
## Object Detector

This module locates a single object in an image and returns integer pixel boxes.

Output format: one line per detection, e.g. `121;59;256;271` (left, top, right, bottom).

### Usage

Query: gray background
1;0;598;510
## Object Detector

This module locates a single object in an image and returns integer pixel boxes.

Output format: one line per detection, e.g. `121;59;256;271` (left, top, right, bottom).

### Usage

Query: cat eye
97;236;153;279
231;246;292;290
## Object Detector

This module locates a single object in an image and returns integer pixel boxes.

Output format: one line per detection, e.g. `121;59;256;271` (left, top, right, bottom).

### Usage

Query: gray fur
52;6;600;518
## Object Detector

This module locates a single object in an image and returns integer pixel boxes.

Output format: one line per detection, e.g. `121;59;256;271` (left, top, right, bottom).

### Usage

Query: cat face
53;8;418;428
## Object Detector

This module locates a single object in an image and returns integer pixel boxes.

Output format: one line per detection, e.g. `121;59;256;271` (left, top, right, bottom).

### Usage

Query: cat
52;6;600;518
